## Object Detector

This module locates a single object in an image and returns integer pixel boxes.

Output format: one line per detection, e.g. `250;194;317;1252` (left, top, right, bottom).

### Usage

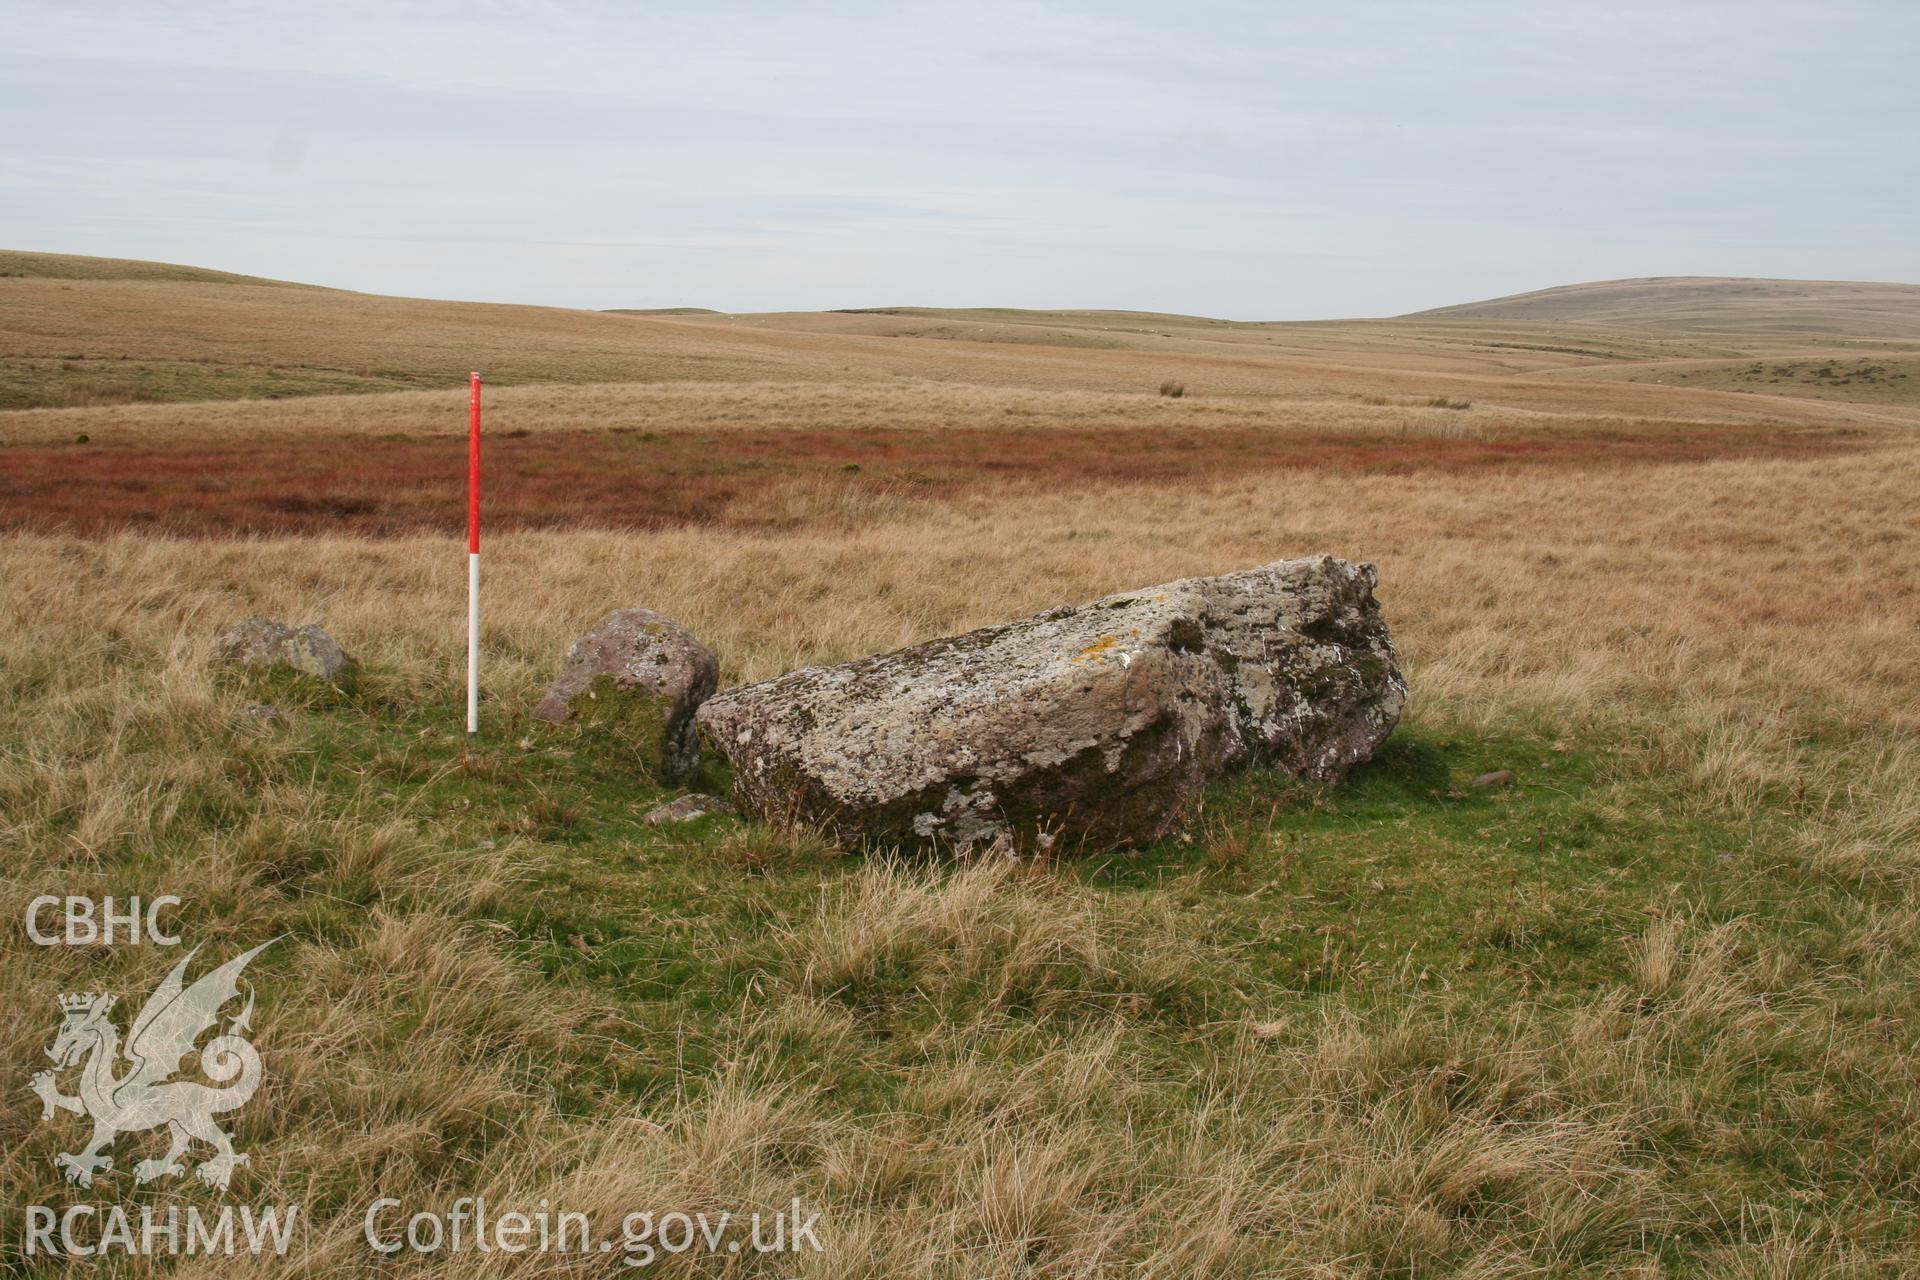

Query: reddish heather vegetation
0;422;1855;537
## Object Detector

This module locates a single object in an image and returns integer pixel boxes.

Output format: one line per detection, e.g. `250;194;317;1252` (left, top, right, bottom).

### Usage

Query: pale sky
2;1;1915;318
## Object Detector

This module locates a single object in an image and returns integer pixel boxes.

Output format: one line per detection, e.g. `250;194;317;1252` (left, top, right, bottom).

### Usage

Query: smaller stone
214;618;352;683
643;794;735;825
239;702;285;726
1470;769;1515;789
535;609;719;785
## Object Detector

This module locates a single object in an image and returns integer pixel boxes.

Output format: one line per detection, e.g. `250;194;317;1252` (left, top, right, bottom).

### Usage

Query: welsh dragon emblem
30;940;277;1192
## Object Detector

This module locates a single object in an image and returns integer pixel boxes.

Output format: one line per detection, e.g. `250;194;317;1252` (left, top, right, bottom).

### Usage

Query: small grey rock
642;794;735;825
1470;769;1515;789
214;618;352;683
534;609;718;785
239;702;286;726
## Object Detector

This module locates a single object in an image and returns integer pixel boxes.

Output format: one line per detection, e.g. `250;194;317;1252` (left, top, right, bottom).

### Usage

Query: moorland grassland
2;253;1919;1276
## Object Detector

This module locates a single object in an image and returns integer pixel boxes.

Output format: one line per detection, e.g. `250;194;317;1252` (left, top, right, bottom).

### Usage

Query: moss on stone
565;673;680;779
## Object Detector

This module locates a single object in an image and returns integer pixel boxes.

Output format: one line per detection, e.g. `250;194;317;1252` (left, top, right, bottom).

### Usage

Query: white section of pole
467;550;480;735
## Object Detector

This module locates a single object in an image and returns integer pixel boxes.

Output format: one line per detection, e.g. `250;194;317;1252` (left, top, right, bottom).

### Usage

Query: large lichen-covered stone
213;618;352;683
534;608;718;784
695;555;1406;851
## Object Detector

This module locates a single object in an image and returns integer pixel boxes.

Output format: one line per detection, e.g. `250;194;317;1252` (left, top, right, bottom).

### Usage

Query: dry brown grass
3;428;1916;1272
15;436;1908;714
0;377;1707;447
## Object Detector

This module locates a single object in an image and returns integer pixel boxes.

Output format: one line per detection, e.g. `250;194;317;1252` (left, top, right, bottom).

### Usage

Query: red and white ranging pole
467;371;482;736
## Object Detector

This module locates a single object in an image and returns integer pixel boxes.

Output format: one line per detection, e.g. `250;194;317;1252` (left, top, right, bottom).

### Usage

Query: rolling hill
3;251;1919;416
1406;275;1920;339
0;248;308;288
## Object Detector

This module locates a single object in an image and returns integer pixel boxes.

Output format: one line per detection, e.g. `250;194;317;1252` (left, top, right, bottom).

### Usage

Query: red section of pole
468;373;481;552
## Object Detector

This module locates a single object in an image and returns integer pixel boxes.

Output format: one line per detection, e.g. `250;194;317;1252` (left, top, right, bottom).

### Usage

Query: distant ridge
6;248;1919;413
1404;276;1920;339
0;249;311;288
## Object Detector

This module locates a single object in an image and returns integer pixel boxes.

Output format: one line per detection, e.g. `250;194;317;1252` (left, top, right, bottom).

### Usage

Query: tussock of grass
779;860;1216;1019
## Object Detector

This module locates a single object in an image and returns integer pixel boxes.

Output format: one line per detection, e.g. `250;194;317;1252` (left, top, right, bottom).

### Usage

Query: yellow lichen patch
1075;635;1119;662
